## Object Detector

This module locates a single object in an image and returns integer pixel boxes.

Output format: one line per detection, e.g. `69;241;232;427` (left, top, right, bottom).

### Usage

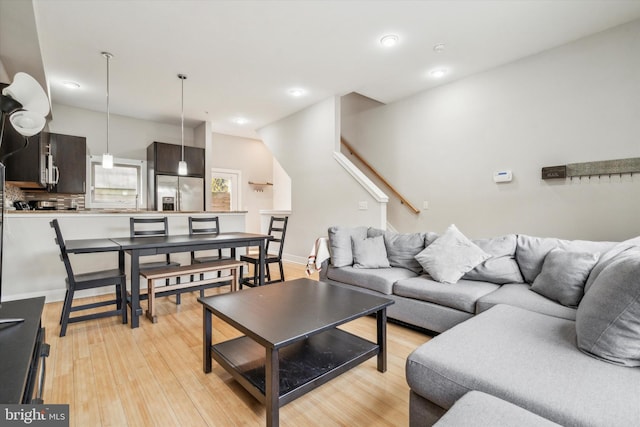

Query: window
211;168;241;211
87;156;146;209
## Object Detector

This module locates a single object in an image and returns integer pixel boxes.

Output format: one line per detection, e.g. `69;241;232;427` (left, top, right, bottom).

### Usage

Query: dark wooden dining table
65;232;271;328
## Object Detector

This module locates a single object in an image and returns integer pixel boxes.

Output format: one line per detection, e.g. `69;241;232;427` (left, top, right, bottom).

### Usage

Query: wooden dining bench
140;259;246;323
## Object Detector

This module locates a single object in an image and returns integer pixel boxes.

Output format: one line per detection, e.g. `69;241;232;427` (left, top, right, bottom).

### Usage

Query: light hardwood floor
41;262;431;426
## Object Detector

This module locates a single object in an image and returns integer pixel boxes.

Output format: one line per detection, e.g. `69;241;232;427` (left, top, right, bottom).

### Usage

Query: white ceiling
5;1;640;139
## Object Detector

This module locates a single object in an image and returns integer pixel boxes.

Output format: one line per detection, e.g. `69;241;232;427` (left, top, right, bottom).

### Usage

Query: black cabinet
152;141;182;175
0;115;45;189
184;146;205;177
0;297;48;404
45;133;87;194
0;129;86;193
148;141;205;177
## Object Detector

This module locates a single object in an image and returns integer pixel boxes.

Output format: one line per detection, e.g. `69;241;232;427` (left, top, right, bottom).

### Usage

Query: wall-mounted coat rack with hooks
248;181;273;192
542;157;640;180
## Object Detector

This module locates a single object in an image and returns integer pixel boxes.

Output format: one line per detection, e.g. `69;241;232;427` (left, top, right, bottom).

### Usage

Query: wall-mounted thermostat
493;170;513;183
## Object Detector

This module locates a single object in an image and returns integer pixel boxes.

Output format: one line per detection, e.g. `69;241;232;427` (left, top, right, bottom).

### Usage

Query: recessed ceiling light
380;34;399;48
288;88;306;97
62;80;80;89
233;117;249;125
428;68;449;79
433;43;446;53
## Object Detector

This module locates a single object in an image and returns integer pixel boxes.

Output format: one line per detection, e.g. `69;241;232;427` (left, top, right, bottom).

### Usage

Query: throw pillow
576;248;640;367
328;226;368;267
351;235;390;269
531;249;599;307
367;227;385;238
583;236;640;294
383;231;425;273
414;224;491;284
463;234;524;284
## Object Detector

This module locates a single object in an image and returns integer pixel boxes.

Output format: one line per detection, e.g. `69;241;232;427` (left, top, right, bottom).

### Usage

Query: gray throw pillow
367;227;385;238
414;224;491;284
463;234;524;284
383;231;425;273
531;249;599;307
328;226;368;267
351;235;390;269
584;236;640;294
576;248;640;367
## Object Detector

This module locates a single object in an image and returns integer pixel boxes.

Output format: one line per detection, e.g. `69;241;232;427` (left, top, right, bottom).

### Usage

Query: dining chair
188;216;234;295
50;219;127;337
130;217;182;302
239;216;288;288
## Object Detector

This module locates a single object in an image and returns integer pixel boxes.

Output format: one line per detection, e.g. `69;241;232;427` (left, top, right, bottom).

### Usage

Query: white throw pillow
414;224;491;284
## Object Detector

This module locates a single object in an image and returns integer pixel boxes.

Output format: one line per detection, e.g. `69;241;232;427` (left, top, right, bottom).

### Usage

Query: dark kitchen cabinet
45;133;87;194
184;145;205;177
0;129;86;193
0;115;45;189
148;141;205;177
152;141;182;175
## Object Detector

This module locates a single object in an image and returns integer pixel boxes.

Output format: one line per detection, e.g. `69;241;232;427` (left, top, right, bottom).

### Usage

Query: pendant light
177;74;187;176
102;52;113;169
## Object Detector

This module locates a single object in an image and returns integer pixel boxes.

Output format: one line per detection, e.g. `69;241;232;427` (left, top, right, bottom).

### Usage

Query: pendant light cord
102;52;113;155
107;54;109;154
180;75;185;162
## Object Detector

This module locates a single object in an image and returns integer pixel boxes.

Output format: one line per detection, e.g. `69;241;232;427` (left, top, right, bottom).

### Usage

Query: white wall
258;97;383;262
272;158;291;211
195;120;212;209
47;103;196;160
342;19;640;241
210;133;274;233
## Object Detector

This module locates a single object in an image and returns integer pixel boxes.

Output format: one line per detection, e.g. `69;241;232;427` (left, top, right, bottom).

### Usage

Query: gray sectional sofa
319;226;640;426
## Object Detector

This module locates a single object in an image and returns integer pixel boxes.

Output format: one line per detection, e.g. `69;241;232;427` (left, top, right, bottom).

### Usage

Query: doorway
211;168;241;211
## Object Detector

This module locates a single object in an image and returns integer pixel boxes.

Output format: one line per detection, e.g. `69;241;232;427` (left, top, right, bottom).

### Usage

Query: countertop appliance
156;175;204;211
28;201;57;210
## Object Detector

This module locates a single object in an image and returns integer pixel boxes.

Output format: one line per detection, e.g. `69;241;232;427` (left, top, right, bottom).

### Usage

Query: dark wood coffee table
199;278;394;427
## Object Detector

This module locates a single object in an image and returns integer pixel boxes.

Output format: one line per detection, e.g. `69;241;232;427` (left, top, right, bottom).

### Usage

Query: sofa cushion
383;231;425;274
463;235;524;284
351;235;390;269
531;249;599;307
476;284;576;320
434;391;561;427
406;304;640;427
367;227;385;238
516;235;616;284
584;236;640;294
576;248;640;367
394;276;499;314
328;226;368;267
326;265;417;295
415;225;491;284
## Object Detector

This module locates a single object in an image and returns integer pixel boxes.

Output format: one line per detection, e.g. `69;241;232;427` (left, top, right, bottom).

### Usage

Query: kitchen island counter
5;210;248;216
3;211;247;302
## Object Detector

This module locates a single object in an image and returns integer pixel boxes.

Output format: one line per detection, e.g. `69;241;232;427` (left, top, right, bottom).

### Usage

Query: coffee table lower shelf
211;328;379;407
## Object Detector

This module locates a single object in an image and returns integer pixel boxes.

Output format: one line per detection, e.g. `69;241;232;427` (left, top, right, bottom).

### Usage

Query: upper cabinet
0;128;87;193
148;141;204;177
45;133;87;194
0;115;45;189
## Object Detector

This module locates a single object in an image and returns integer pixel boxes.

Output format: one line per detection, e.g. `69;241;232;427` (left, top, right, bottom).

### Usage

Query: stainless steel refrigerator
156;175;204;211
